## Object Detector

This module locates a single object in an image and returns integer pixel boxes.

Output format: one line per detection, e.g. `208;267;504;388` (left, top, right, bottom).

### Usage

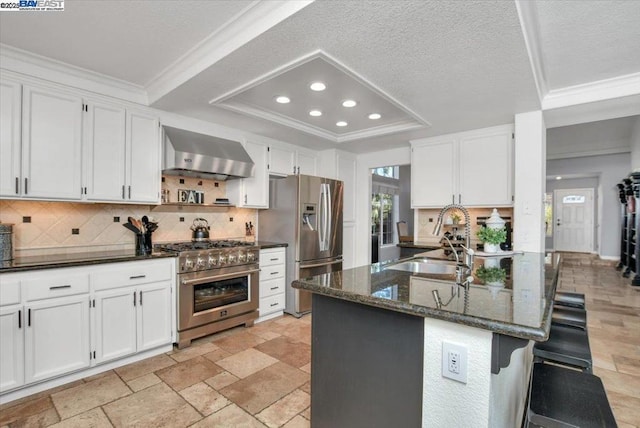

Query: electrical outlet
442;342;467;383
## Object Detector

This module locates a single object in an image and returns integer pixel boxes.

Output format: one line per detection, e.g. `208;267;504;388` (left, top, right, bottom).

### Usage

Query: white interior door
554;188;594;252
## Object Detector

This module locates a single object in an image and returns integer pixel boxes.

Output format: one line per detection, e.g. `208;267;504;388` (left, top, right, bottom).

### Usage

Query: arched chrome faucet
433;203;475;274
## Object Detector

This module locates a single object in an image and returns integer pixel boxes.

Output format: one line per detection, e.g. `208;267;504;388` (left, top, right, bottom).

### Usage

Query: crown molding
542;72;640;111
145;0;314;104
217;100;425;143
0;44;148;104
515;0;548;103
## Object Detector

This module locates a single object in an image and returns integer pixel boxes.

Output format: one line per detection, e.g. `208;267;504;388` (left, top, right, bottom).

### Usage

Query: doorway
553;188;595;252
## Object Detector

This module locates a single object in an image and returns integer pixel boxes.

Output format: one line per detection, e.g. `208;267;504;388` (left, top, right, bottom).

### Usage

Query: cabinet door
93;287;137;364
137;282;172;352
22;85;83;200
411;140;456;207
126;111;160;203
240;141;269;208
0;305;24;392
296;151;317;176
83;101;127;201
458;130;513;206
0;79;22;197
24;295;90;384
269;146;296;176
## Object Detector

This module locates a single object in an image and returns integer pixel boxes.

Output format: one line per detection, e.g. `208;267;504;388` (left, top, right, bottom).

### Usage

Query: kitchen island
292;252;559;428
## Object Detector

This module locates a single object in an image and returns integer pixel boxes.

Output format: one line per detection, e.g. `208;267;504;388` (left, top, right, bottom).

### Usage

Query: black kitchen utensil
123;223;141;234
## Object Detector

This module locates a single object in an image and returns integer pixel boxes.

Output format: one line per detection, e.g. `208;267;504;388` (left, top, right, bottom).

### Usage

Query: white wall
355;147;411;267
399;165;414;235
632;116;640;171
514;111;546;252
547;153;629;259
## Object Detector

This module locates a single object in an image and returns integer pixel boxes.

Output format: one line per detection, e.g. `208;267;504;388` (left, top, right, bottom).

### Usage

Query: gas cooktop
155;240;255;253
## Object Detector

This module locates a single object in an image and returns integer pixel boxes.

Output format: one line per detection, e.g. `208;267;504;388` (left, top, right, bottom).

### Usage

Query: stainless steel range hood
162;126;255;181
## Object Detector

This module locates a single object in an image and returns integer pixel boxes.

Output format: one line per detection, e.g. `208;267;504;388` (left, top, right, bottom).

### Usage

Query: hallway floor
1;253;638;427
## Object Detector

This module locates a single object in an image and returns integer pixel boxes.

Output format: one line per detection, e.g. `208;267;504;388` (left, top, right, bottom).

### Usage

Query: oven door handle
181;268;260;286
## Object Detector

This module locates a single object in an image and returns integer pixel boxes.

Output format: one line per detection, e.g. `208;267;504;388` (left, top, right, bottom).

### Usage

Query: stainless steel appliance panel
259;175;344;317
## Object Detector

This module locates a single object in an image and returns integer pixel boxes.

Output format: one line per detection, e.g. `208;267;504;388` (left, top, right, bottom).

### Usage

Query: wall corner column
513;111;546;252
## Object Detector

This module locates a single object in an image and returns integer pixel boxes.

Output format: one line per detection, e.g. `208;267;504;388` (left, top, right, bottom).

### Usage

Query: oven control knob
183;257;194;270
218;255;227;265
208;255;217;267
228;253;237;264
247;252;256;262
238;252;247;263
196;257;206;269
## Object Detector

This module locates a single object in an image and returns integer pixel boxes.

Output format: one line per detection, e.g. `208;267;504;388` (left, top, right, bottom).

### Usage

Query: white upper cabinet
84;105;160;204
83;101;127;201
22;85;83;200
126;110;160;203
296;149;318;176
0;78;22;198
411;124;514;208
269;146;296;176
268;143;318;176
228;140;269;208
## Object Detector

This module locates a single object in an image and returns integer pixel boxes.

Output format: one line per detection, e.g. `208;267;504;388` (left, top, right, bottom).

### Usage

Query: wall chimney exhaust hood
162;126;255;181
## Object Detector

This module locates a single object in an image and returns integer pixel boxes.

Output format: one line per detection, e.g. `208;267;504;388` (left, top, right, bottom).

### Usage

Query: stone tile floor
1;252;638;427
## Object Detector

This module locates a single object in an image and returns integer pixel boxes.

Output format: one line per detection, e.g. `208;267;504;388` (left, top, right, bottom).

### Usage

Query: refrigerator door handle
319;183;329;251
326;183;332;250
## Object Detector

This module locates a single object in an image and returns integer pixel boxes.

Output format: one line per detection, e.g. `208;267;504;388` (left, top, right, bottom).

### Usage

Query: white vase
484;243;500;253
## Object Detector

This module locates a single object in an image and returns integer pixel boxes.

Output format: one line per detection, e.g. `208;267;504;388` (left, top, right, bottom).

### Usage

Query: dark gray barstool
552;305;587;330
527;363;618;428
533;323;592;372
554;291;586;309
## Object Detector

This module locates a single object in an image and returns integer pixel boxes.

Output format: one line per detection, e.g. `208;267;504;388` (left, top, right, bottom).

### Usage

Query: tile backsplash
0;176;257;257
415;207;514;246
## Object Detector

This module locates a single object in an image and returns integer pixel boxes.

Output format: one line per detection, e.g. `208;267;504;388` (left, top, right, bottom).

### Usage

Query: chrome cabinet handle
24;178;28;195
129;275;146;280
270;271;279;275
122;185;125;199
128;185;131;199
15;177;19;194
270;302;278;307
18;310;21;329
28;309;31;327
49;285;71;290
270;286;279;290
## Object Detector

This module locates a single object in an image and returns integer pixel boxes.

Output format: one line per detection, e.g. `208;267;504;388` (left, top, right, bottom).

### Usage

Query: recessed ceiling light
336;121;348;127
556;176;562;180
310;82;326;91
275;96;290;104
309;110;322;117
368;113;381;120
342;99;357;108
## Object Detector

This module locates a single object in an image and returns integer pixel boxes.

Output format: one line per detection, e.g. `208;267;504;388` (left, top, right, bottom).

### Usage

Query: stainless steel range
156;240;259;348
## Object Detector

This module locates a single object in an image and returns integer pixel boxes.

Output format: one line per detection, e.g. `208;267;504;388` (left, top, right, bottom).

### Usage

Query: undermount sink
385;258;459;275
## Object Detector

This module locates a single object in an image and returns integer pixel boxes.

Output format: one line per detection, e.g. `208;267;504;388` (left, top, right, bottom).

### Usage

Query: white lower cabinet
0;305;24;392
93;280;172;364
24;295;90;384
0;258;175;397
258;248;286;321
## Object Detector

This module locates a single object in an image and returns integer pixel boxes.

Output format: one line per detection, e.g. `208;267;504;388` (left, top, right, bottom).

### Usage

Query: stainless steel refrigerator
258;174;343;317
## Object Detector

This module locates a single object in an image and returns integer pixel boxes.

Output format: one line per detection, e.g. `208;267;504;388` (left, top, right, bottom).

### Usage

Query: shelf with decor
150;203;234;213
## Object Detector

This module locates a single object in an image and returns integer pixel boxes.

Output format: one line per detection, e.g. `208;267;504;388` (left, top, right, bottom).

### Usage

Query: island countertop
293;252;560;341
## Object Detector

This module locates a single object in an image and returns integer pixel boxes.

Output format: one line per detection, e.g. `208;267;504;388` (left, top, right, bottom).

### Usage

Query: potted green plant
476;266;507;285
476;226;507;253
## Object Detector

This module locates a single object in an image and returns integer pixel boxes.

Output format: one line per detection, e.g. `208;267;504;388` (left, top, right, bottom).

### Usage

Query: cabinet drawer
260;277;285;298
260;248;285;266
260;293;285;316
23;273;89;301
260;264;284;280
91;260;172;291
0;280;21;306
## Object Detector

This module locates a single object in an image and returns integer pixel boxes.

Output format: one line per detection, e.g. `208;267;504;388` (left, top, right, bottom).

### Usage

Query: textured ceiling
0;0;637;155
0;0;253;85
533;0;640;90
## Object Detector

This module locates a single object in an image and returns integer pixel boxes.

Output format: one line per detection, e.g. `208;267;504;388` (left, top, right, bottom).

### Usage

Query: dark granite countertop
255;241;288;249
293;252;560;341
0;250;177;273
